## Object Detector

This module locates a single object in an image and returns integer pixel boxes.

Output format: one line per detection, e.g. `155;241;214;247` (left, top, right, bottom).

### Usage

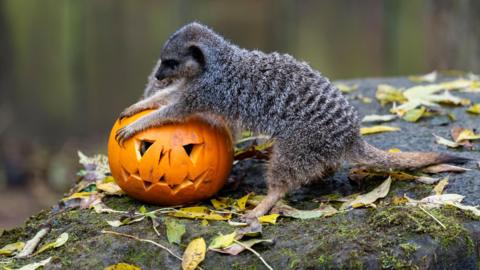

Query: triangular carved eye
182;143;204;164
139;140;154;156
182;143;195;156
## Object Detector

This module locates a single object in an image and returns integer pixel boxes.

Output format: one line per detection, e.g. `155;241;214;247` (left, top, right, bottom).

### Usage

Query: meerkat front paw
115;124;141;146
119;105;148;120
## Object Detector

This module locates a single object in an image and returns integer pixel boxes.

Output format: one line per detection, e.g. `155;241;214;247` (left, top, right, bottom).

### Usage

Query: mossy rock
1;76;480;269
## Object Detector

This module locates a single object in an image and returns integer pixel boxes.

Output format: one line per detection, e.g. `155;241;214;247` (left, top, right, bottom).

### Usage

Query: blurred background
0;0;479;228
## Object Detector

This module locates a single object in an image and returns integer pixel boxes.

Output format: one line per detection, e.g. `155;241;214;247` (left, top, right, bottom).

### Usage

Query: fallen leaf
257;214;280;225
467;103;480;114
0;242;25;256
209;232;236;249
34;233;68;255
211;198;228;210
77;151;110;181
455;128;480;142
360;125;400;135
408;71;437;83
200;220;209;226
376;84;406;105
388;148;401;153
104;263;141;270
335;83;358;93
402;106;426;122
361;114;397;123
432;177;449;195
236;193;252;211
422;164;469;174
433;134;460;148
165;219;186;245
62;191;97;201
106;216;145;227
13;257;52;270
170;206;231;221
272;204;338;219
182;238;206;270
96;177;124;195
210;239;273;256
341;177;392;210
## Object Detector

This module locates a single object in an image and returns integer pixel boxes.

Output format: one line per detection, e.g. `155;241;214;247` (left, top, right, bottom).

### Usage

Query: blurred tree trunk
426;0;480;72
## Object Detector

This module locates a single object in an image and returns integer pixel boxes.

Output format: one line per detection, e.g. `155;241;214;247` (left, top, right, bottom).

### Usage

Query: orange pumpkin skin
108;110;233;205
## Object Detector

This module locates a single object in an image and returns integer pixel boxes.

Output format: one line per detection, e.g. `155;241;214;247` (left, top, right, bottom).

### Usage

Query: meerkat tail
349;140;470;170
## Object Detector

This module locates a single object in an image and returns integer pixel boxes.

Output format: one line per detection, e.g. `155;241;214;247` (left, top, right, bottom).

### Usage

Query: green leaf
165;218;186;245
34;233;69;255
402;106;426;122
208;231;236;249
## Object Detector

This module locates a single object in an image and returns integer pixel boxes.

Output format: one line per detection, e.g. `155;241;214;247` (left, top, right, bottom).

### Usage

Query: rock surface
1;76;479;270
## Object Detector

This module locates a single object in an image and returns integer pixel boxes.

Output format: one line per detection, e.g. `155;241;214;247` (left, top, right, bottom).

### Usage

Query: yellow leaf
34;233;69;255
170;206;231;221
402;106;426;122
104;263;141;270
258;214;280;224
455;129;480;142
387;148;401;153
62;191;96;201
360;125;400;135
96;182;124;195
0;242;25;256
182;238;206;270
236;193;252;211
433;177;449;195
211;198;228;210
200;220;209;226
208;231;236;249
361;114;397;123
467;104;480;114
335;83;358;93
341;177;392;210
376;84;407;105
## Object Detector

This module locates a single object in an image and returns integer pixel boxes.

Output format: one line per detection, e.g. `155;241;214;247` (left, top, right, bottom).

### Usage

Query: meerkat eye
163;59;179;69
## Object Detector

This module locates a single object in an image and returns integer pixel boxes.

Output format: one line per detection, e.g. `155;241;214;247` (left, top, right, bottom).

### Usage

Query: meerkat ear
187;44;205;67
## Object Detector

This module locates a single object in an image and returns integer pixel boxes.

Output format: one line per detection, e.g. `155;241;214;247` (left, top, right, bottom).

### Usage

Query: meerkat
116;23;469;220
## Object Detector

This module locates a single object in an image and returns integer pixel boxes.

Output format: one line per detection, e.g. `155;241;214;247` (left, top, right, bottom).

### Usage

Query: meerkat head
155;22;223;81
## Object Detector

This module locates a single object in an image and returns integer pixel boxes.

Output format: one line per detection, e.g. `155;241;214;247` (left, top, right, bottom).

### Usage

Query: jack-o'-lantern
108;110;233;205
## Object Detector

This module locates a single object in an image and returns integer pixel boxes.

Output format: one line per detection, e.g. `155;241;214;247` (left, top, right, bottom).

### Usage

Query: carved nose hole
139;140;154;156
182;143;195;156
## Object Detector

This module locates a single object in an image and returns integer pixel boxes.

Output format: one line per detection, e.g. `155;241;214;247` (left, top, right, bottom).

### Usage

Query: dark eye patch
162;59;179;69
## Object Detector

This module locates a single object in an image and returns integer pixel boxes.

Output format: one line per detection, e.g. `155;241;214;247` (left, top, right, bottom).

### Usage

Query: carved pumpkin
108;110;233;205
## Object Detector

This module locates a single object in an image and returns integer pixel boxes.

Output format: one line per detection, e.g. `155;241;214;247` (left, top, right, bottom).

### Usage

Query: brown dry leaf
182;238;206;270
432;177;449;195
340;177;392;210
422;164;469;174
360;125;400;135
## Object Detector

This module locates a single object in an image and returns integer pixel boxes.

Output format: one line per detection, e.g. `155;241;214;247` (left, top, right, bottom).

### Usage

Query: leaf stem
233;239;273;270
